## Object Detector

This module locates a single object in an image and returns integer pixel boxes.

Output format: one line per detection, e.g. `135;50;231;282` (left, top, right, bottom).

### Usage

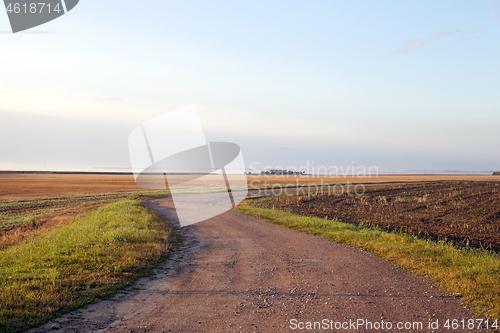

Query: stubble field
250;181;500;252
2;173;499;200
1;173;499;248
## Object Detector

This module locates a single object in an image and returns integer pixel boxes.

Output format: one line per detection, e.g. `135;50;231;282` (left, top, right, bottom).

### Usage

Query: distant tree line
245;169;306;175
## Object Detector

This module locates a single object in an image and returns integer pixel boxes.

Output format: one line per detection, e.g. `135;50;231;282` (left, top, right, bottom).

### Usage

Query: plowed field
251;181;500;252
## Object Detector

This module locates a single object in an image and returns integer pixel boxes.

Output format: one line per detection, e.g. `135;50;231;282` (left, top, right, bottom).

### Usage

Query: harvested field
0;174;143;200
1;173;498;248
1;173;499;200
251;181;500;252
247;174;500;191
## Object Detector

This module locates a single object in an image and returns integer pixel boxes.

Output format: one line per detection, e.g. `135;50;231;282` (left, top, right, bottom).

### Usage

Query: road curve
27;195;481;333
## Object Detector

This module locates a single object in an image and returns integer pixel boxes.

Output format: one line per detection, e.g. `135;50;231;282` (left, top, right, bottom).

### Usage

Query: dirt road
27;196;481;332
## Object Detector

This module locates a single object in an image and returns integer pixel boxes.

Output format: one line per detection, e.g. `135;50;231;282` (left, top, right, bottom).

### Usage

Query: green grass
0;213;37;228
0;199;174;333
0;191;175;230
235;201;500;321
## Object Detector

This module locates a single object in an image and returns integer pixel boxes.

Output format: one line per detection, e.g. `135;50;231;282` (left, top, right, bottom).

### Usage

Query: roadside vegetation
236;198;500;321
0;191;171;249
0;193;131;249
0;199;174;333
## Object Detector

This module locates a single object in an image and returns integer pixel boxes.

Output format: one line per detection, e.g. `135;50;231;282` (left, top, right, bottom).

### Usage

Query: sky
1;0;500;174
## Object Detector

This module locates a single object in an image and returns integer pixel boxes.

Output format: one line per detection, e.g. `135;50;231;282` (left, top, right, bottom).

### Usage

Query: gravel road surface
26;195;482;333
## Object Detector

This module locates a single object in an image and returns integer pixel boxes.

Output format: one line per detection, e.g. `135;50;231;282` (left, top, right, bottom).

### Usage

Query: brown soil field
251;181;500;252
247;174;500;187
0;174;143;200
1;173;498;249
1;173;499;201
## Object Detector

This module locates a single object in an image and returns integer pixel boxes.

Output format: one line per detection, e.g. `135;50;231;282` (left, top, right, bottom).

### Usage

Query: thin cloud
463;30;479;37
433;29;477;39
395;29;477;53
394;38;426;53
431;29;460;39
486;1;500;19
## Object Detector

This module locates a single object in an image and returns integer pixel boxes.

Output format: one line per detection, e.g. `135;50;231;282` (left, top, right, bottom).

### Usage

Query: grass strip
0;191;171;229
0;199;173;333
235;201;500;321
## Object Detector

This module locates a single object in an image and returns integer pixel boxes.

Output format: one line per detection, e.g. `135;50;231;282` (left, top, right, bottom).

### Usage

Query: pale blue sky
1;1;499;173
